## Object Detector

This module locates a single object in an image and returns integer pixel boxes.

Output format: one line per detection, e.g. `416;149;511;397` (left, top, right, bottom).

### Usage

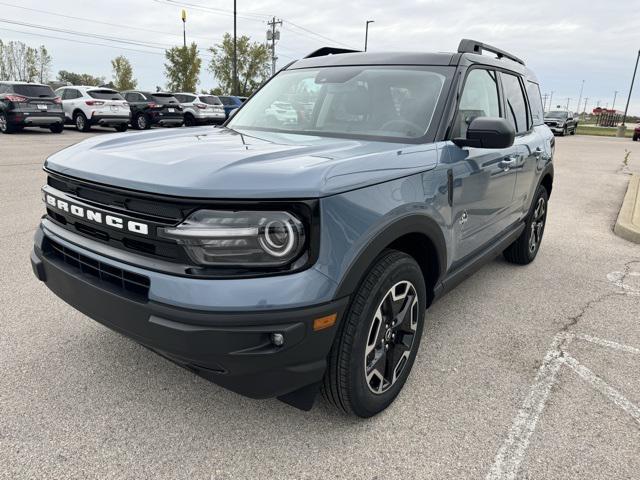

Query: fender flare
334;214;447;299
537;162;554;197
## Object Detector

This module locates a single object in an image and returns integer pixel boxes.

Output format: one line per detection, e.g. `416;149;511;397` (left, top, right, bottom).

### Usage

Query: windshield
13;84;55;98
88;90;124;100
545;111;568;119
229;66;447;140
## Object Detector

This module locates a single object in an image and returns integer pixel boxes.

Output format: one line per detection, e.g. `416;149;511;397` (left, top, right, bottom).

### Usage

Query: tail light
5;94;27;103
53;96;62;104
85;100;105;106
195;103;207;109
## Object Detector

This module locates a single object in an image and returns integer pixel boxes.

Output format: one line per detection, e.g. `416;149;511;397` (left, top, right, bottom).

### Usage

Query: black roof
286;40;538;83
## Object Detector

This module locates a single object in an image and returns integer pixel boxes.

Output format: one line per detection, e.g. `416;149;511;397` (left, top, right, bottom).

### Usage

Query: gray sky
1;0;639;116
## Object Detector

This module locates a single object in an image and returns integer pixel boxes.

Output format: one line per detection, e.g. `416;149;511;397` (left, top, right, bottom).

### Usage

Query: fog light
270;333;284;347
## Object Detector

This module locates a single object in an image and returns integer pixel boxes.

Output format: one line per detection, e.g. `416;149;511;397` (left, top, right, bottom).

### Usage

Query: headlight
158;210;305;267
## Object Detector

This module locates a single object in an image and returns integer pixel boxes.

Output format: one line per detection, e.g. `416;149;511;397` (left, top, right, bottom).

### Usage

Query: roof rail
457;39;525;66
304;47;361;59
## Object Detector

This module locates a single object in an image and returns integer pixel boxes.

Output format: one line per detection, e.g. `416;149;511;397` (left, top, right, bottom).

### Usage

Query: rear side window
88;90;124;100
453;68;500;138
501;73;529;134
526;81;544;126
13;84;55;98
199;95;222;105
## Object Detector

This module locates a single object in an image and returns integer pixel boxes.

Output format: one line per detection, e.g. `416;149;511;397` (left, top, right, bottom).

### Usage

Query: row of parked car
0;81;247;134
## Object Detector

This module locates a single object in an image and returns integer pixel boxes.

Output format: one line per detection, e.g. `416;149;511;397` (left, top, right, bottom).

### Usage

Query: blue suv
31;40;554;417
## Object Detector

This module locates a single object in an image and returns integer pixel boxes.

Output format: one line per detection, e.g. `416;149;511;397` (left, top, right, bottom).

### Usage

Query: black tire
503;185;549;265
115;124;128;132
74;112;90;132
570;125;576;135
0;112;15;134
322;250;427;418
49;123;64;134
633;134;639;142
559;125;567;136
134;113;150;130
184;113;196;127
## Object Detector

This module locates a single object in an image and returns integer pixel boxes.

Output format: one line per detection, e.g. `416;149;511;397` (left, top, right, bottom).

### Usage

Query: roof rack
457;39;525;66
304;47;361;59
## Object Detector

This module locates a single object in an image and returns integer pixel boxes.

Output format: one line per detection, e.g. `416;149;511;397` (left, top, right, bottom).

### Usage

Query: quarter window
501;73;529;133
453;69;500;138
526;81;544;126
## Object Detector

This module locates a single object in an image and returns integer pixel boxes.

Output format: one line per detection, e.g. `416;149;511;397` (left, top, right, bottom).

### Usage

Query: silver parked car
173;93;226;126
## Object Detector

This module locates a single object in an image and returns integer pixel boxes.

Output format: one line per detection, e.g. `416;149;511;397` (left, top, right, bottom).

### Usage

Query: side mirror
452;117;515;149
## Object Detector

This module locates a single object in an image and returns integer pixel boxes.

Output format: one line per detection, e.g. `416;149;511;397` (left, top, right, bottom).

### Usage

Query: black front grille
45;238;150;299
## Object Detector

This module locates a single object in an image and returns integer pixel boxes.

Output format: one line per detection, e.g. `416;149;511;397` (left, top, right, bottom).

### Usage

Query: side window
501;73;529;134
0;84;7;94
526;81;544;126
453;68;500;138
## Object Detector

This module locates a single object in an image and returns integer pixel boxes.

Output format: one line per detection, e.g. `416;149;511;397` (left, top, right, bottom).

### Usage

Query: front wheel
134;113;150;130
0;112;15;134
74;112;90;132
322;250;426;417
633;134;639;142
503;185;549;265
184;114;196;127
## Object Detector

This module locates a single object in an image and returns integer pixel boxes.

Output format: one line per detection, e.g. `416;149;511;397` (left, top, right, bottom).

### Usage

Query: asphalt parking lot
1;128;639;479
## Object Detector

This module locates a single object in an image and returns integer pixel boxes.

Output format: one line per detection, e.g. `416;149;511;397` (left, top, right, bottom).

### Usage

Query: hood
44;127;439;199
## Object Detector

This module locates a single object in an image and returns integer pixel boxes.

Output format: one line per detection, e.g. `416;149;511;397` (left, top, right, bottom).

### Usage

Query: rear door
445;67;519;263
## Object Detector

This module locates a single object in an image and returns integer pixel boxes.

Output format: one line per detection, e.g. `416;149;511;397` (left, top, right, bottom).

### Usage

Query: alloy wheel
0;114;7;132
137;115;147;129
529;197;546;253
364;280;419;394
76;115;85;131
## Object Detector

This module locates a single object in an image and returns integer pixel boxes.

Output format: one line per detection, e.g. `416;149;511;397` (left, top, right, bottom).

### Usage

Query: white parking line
486;332;640;480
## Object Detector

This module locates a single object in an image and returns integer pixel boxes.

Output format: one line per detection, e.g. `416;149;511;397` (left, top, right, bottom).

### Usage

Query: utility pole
181;9;187;47
267;17;282;76
582;97;589;119
565;97;571;112
618;49;639;136
548;91;554;111
542;93;549;111
576;79;584;117
364;20;374;52
612;90;618;111
233;0;237;96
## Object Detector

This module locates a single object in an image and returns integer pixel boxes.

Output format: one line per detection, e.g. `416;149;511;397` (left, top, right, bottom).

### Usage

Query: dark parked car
0;82;64;134
33;40;554;417
544;110;577;136
121;91;184;129
633;125;639;141
218;95;246;118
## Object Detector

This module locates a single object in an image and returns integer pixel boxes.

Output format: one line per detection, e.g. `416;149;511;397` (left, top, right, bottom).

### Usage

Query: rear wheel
74;112;90;132
503;185;548;265
322;250;426;417
633;134;639;141
49;123;63;134
134;113;150;130
0;112;15;134
184;113;196;127
115;124;128;132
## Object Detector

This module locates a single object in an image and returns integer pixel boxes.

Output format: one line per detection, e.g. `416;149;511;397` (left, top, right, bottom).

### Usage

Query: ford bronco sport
31;40;554;418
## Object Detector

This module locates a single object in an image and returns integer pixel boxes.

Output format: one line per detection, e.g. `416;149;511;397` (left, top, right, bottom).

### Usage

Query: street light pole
576;79;584;116
364;20;374;52
618;49;640;137
548;91;553;111
233;0;237;96
612;90;618;111
181;9;187;48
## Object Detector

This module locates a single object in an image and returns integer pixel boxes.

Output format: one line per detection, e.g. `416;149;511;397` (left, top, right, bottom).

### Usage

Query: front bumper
31;224;347;403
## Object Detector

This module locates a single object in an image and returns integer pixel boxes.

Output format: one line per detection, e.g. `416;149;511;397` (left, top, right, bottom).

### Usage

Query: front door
445;67;519;264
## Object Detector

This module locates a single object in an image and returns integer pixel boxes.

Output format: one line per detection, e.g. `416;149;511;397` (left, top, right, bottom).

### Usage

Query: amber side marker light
313;313;337;331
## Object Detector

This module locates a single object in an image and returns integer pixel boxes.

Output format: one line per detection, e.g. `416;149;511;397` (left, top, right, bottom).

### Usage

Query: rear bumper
90;115;130;126
8;112;64;126
31;225;347;401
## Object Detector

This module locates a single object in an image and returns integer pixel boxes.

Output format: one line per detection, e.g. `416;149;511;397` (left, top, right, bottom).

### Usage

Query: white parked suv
173;93;226;126
55;86;131;132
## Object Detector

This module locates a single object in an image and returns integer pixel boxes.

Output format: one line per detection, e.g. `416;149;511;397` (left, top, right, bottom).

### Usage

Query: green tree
57;70;105;86
36;46;52;83
164;42;201;92
208;33;270;96
111;55;137;91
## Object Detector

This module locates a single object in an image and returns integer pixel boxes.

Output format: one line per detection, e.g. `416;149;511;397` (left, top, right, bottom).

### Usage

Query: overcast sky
1;0;639;116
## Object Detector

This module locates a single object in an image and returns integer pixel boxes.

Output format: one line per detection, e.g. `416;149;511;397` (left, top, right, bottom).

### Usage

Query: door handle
500;155;518;170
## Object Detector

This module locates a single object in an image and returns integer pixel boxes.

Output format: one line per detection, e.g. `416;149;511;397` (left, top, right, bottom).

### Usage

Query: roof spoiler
304;47;361;59
457;39;525;66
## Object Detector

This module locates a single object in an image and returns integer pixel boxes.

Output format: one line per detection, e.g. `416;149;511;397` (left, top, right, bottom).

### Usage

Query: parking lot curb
614;174;640;244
